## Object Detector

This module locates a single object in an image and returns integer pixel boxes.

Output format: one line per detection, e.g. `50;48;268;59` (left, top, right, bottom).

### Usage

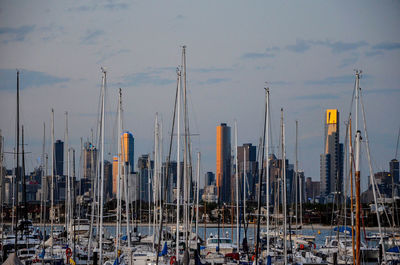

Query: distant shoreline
4;222;399;231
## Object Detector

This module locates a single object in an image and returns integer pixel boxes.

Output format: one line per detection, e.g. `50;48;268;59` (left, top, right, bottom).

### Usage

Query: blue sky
0;1;399;190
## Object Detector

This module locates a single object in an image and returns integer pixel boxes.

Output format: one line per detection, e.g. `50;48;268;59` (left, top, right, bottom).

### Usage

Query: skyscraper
237;143;258;200
54;140;64;176
112;131;135;197
137;154;153;202
83;142;97;179
112;156;118;196
320;109;343;197
216;123;231;202
122;132;135;173
390;159;399;184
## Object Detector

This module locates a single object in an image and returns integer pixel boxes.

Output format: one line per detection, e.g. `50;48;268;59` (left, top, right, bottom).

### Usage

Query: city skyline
0;1;399;192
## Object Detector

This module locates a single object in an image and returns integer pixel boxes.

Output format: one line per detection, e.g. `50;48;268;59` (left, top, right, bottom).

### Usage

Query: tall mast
116;88;122;255
120;88;132;250
182;45;189;247
354;70;361;265
295;121;298;230
234;121;239;253
175;67;181;261
65;111;69;238
0;130;3;239
281;108;288;265
255;86;268;263
14;70;20;250
99;67;106;264
22;125;27;220
41;123;46;242
265;87;270;256
50;109;55;257
195;152;200;243
359;78;386;263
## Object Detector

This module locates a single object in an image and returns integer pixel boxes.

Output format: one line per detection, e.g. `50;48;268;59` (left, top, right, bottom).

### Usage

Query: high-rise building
83;142;97;179
390;159;399;184
237;143;258;200
54;140;64;176
122;132;135;173
137;154;154;202
216;123;231;202
205;172;216;186
320;109;343;197
112;131;135;197
305;177;320;202
104;160;113;199
112;156;119;196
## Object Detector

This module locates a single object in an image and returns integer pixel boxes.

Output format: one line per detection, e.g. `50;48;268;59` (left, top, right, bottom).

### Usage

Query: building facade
320;109;343;198
216;123;231;202
54;140;64;176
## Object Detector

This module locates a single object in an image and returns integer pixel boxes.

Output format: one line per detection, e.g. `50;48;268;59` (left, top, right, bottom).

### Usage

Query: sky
0;1;399;190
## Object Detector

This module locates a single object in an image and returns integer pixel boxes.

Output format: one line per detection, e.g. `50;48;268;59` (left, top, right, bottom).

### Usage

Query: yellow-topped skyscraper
112;131;135;196
320;109;343;199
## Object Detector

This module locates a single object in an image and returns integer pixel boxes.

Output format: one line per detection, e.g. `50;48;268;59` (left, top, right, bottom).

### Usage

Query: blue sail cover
387;246;400;253
333;226;353;235
159;242;168;256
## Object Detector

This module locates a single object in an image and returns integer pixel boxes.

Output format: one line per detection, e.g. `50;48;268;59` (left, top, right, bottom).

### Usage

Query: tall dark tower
54;140;64;176
390;159;399;184
216;123;231;202
320;109;343;197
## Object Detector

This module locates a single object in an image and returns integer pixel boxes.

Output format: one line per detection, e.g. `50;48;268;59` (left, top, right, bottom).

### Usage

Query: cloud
286;39;311;53
68;1;129;12
269;81;292;86
339;54;359;68
197;78;230;85
305;75;354;85
97;49;130;64
0;25;35;42
192;67;233;73
365;50;383;57
0;69;70;91
81;29;104;44
363;88;400;95
118;72;175;87
310;40;368;53
372;42;400;51
241;47;279;59
104;2;129;10
294;93;340;100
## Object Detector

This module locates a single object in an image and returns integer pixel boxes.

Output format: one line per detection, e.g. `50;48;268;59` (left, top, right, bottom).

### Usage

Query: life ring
300;244;305;250
170;255;176;265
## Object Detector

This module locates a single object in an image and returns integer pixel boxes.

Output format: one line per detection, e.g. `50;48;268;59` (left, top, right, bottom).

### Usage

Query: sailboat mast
116;88;122;255
176;67;181;260
14;70;20;250
50;108;55;257
354;70;361;265
99;68;106;264
235;121;239;253
65;111;69;238
265;87;270;256
195;152;200;243
282;109;288;265
22;125;27;220
255;86;268;264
